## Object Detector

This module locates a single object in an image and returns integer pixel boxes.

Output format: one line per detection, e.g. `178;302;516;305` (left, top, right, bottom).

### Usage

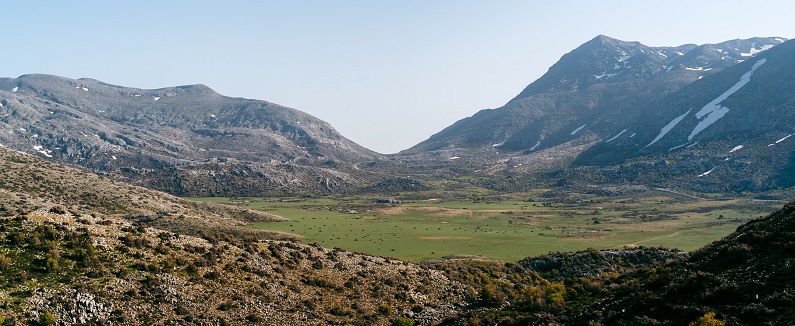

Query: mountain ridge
0;74;384;196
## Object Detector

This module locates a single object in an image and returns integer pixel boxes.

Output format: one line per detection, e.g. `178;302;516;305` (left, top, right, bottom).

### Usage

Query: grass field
190;194;779;262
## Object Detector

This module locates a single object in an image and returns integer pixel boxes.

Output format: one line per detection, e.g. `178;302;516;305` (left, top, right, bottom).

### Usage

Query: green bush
0;254;11;270
392;317;414;326
378;303;392;315
39;311;56;326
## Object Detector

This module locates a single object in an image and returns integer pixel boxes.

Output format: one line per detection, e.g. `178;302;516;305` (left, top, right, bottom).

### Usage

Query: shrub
392;317;414;326
689;312;724;326
45;257;58;271
378;303;392;315
39;311;56;326
0;255;11;270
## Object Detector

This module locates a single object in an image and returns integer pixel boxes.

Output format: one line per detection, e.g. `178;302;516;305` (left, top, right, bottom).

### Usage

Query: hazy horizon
3;1;794;153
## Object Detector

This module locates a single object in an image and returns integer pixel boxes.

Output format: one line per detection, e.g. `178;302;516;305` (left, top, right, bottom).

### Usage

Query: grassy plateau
191;192;778;262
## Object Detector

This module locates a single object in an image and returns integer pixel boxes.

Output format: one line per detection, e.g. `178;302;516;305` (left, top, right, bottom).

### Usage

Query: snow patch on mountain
769;134;793;146
594;72;618;80
729;145;743;153
605;129;628;143
688;58;767;141
698;167;716;177
741;44;774;57
685;67;712;71
33;145;53;158
11;87;18;93
570;124;586;135
669;143;688;151
529;141;541;151
646;109;691;148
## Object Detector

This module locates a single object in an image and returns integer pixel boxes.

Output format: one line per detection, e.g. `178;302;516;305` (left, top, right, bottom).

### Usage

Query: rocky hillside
0;75;382;196
3;133;795;325
0;145;470;325
573;38;795;192
405;35;785;154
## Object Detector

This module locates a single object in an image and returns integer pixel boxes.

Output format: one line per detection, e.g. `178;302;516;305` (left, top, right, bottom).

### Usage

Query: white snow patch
0;102;3;107
81;87;89;91
686;142;699;148
629;133;636;138
688;58;767;141
134;94;142;97
776;134;793;143
775;38;785;43
769;134;793;146
729;145;743;153
646;109;691;148
11;87;18;93
529;140;541;151
570;124;587;136
614;63;621;70
449;156;460;160
18;128;26;132
154;97;160;101
605;129;628;143
685;66;712;71
493;140;506;147
724;157;730;161
657;51;668;58
112;155;117;160
698;76;703;80
698;167;716;177
669;143;688;151
676;51;684;56
210;114;216;118
741;44;774;57
594;72;618;80
665;66;673;72
33;145;53;158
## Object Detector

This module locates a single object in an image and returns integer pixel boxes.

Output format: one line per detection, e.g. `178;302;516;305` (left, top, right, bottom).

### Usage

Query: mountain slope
574;38;795;192
404;36;785;155
0;75;382;195
0;145;468;325
567;201;795;325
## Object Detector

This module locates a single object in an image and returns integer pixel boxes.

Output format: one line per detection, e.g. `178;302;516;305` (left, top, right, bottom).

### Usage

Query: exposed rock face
405;36;785;154
0;74;382;196
399;36;794;193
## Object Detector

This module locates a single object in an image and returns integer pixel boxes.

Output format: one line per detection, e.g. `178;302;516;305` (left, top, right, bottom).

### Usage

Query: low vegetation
194;193;776;261
2;146;794;325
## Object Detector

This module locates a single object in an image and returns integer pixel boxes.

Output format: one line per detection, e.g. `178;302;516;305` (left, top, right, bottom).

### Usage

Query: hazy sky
3;1;793;153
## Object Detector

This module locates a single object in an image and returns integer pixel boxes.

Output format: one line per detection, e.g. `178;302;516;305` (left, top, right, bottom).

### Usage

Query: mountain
0;75;382;196
574;38;795;192
405;36;786;155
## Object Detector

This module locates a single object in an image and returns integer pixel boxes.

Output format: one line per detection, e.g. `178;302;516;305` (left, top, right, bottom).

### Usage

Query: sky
3;1;794;154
